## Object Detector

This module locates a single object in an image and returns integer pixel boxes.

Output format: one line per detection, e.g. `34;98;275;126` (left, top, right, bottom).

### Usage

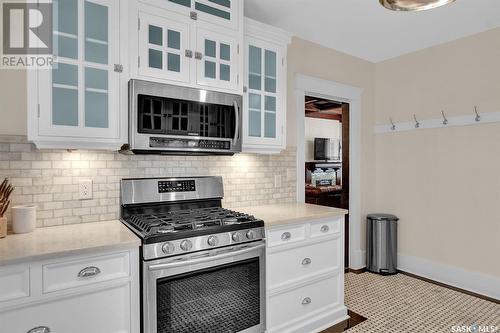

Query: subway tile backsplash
0;136;296;228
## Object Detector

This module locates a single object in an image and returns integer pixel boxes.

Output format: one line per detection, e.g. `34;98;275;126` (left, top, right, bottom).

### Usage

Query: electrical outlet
79;179;93;200
274;174;282;188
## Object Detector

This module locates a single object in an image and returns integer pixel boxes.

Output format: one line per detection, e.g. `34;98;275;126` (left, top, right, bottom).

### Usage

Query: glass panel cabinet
132;1;242;93
153;0;239;31
30;0;124;149
242;18;291;153
196;28;238;91
243;33;287;152
138;11;190;83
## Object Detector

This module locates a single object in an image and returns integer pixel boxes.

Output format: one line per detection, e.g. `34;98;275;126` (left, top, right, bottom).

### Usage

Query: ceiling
244;0;500;63
305;96;343;121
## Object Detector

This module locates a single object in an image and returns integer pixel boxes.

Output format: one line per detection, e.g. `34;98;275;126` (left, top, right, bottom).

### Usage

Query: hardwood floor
320;310;367;333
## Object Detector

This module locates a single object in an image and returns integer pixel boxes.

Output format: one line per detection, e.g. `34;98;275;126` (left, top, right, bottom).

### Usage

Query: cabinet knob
185;50;193;58
78;266;101;278
320;225;330;233
302;258;312;266
195;52;203;60
190;11;197;20
302;297;312;305
114;64;123;73
27;327;51;333
281;232;291;241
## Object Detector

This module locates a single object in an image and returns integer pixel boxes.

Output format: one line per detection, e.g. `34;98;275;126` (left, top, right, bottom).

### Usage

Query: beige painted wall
287;37;377;252
374;27;500;278
0;69;27;135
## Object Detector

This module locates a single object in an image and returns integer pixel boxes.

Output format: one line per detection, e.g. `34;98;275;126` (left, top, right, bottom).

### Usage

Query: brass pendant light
379;0;456;11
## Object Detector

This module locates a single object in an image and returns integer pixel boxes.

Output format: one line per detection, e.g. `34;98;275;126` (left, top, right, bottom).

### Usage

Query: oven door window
156;258;260;333
138;94;236;139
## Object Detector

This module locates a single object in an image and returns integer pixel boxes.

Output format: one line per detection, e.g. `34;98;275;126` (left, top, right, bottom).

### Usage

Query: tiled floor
138;271;500;333
333;272;500;333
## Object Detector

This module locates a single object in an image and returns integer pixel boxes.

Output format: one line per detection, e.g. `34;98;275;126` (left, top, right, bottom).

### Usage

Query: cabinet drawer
0;265;30;303
267;275;341;330
267;239;340;289
310;218;341;238
267;225;306;248
0;283;131;333
43;252;130;293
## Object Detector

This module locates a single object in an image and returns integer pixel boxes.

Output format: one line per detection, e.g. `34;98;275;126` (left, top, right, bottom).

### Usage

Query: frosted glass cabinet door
244;38;284;148
138;11;191;83
158;0;239;31
38;0;120;139
196;28;239;91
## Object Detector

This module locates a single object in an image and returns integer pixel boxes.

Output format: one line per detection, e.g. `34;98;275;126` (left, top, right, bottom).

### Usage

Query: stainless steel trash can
366;214;399;275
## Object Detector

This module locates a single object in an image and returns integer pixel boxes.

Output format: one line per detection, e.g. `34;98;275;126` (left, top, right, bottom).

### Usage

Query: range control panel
158;180;196;193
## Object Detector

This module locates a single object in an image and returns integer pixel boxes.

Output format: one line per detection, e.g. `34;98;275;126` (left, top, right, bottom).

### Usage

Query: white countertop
238;202;348;228
0;220;140;266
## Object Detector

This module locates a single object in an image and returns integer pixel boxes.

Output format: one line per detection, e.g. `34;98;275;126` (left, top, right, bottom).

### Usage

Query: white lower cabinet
0;284;131;333
0;249;139;333
266;217;347;333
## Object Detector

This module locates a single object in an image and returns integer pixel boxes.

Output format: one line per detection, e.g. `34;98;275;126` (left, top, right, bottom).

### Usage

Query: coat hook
413;114;420;128
389;118;396;131
441;110;448;125
474;106;481;122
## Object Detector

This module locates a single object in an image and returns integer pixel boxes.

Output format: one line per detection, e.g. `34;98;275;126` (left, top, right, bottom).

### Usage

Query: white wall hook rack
375;107;500;134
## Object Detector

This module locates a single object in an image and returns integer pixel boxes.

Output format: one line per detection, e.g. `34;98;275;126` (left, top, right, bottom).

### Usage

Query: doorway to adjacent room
304;96;350;268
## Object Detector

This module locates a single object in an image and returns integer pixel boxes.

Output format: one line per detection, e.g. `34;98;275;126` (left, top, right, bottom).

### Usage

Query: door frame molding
295;74;364;269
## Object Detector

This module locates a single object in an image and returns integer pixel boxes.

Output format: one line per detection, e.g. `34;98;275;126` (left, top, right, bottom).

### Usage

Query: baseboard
398;253;500;302
349;250;365;270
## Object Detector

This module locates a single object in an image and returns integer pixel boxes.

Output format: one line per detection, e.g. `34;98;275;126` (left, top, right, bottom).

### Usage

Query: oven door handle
232;101;240;145
148;243;265;271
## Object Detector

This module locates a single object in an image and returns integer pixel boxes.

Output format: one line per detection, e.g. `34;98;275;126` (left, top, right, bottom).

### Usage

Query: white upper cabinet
242;18;292;154
157;0;240;31
196;27;239;90
130;0;243;93
138;10;191;84
28;0;128;150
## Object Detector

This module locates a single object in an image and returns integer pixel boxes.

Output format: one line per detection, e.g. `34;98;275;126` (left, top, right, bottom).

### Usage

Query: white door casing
295;74;364;270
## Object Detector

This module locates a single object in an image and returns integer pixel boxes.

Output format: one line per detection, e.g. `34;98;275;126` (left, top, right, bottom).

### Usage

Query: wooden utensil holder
0;216;7;238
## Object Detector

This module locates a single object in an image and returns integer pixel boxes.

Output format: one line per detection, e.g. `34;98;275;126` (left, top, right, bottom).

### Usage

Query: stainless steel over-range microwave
129;80;242;155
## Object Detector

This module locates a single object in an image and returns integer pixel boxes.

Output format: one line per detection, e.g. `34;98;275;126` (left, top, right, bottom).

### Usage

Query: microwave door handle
232;101;240;145
148;243;265;271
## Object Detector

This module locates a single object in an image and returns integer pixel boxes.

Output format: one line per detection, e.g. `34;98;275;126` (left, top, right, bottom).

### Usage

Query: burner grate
123;207;258;237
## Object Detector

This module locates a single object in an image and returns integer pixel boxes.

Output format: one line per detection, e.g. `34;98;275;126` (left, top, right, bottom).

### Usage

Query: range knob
232;232;243;242
180;240;193;251
207;235;219;247
162;242;175;254
246;230;256;240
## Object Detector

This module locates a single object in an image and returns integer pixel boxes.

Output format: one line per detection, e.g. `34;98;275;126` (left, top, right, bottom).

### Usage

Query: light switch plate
79;179;93;200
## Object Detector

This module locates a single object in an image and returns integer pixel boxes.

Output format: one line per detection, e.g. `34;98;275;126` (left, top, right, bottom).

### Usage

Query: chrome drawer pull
78;266;101;278
302;258;312;266
27;327;51;333
302;297;312;305
320;225;330;233
281;232;291;241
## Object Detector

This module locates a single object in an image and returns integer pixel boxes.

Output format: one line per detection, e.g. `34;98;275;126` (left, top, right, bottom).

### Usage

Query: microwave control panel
158;180;196;193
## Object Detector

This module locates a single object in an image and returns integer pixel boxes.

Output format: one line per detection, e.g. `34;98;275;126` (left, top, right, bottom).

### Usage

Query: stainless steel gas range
120;177;266;333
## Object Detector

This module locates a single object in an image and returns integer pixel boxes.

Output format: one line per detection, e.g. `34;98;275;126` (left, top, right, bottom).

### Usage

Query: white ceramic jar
12;205;37;234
